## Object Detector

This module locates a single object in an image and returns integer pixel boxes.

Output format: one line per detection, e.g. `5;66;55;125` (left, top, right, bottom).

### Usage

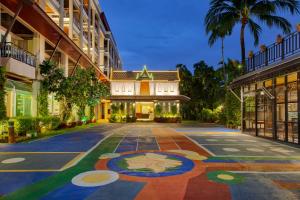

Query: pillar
80;0;84;49
59;0;64;29
68;0;73;38
32;33;45;117
91;8;96;62
241;86;244;132
62;54;69;77
87;0;91;57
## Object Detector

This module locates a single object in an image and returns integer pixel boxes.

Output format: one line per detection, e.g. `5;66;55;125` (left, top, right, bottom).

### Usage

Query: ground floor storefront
109;100;180;121
234;71;300;145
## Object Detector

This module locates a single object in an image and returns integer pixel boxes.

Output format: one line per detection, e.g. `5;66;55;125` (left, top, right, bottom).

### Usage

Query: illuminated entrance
136;102;154;121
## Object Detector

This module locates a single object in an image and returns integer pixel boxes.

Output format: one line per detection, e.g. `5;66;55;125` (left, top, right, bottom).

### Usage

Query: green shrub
10;116;61;136
109;114;118;123
126;115;137;123
154;104;162;117
10;117;35;136
0;67;6;121
111;104;120;115
38;116;61;130
171;105;177;116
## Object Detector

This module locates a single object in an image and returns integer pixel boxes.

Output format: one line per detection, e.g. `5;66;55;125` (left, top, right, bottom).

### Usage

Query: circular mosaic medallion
167;150;207;161
246;148;264;152
207;171;244;185
72;170;119;187
1;158;25;164
223;148;240;152
107;152;194;177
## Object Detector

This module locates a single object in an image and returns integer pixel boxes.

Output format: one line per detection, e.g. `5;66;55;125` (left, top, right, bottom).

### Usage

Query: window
164;85;168;92
287;73;298;144
276;76;285;141
16;93;32;117
158;85;162;92
170;84;174;92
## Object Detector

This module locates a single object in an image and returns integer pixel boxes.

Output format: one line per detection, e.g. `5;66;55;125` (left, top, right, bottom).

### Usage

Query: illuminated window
16;93;32;117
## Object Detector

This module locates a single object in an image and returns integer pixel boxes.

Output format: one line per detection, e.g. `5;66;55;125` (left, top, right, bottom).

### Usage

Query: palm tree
205;0;300;65
207;24;231;82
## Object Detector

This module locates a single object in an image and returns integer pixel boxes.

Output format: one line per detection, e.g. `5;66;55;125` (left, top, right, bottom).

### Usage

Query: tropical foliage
177;59;242;126
39;61;109;122
205;0;300;64
0;66;6;121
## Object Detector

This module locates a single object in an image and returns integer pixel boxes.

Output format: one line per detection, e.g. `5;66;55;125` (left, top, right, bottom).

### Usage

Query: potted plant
248;50;254;58
297;23;300;32
276;34;283;44
260;44;267;52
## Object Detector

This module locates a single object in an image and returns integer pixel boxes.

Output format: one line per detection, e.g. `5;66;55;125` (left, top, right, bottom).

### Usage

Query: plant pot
260;45;267;52
297;24;300;32
248;51;254;58
276;34;283;44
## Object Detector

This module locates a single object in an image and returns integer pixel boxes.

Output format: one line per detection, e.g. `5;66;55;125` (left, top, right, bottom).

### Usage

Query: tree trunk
221;37;226;82
240;23;246;66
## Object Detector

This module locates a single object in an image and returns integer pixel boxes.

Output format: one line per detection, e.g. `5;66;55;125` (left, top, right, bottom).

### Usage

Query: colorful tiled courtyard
1;123;300;200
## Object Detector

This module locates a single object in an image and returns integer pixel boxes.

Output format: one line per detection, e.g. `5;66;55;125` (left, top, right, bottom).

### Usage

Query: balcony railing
245;30;300;73
0;42;36;67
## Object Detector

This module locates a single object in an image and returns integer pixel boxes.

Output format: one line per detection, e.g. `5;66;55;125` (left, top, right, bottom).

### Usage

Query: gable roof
111;66;180;81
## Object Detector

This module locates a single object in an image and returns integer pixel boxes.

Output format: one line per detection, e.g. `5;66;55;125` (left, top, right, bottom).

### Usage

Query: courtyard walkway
0;123;300;200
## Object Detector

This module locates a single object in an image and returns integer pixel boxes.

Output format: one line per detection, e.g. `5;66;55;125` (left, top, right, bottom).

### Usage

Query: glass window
244;86;256;135
276;76;285;141
287;73;298;144
16;92;32;117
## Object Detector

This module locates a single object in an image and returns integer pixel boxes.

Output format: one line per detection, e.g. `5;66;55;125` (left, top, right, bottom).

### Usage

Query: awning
1;0;108;81
108;95;191;102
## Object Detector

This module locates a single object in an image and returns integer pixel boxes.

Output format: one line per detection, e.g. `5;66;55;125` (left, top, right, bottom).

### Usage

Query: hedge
9;116;61;135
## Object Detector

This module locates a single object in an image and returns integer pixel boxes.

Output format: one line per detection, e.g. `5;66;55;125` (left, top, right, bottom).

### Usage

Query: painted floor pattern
0;123;300;200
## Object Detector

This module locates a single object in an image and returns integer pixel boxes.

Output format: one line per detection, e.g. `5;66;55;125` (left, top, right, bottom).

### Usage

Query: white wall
155;82;179;96
111;81;179;96
111;81;135;95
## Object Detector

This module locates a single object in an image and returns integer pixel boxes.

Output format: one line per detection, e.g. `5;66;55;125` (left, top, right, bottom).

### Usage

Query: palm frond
258;14;292;34
248;18;262;46
273;0;300;14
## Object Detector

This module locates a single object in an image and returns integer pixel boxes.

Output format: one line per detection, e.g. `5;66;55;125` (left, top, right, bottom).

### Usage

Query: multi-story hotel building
231;29;300;145
0;0;122;119
108;66;190;121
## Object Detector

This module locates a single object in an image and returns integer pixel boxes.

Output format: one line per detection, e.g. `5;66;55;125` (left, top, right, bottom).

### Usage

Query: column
32;33;44;117
87;0;91;57
91;9;96;62
97;26;101;67
68;0;73;38
62;54;69;77
80;0;84;49
59;0;64;29
241;86;244;132
297;72;300;145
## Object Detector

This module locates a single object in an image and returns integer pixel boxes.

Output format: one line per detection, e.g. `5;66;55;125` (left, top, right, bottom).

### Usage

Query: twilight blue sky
101;0;299;71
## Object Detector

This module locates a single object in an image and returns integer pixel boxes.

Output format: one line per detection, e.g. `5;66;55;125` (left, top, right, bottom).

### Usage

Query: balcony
245;30;300;74
1;42;36;67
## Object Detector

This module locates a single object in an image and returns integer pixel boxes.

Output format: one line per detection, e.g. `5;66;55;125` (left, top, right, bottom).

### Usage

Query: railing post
265;48;268;66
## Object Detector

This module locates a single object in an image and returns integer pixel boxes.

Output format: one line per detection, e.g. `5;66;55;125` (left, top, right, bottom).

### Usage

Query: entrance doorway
136;102;154;121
